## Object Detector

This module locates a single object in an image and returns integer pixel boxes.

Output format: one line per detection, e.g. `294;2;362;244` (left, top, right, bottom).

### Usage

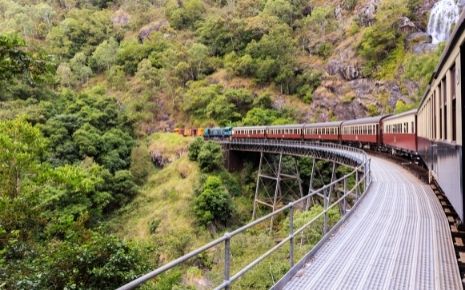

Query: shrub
27;233;147;290
188;137;205;161
197;141;223;172
129;143;153;185
193;176;233;226
165;0;205;30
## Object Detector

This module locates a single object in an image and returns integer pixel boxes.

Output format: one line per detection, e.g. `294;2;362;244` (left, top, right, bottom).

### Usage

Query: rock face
327;47;362;81
357;0;380;26
112;9;130;27
407;32;433;44
398;17;417;33
407;31;437;53
412;43;438;54
309;77;411;121
138;20;169;42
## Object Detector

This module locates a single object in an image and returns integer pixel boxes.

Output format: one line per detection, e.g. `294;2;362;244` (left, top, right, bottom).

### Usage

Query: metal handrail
117;142;371;290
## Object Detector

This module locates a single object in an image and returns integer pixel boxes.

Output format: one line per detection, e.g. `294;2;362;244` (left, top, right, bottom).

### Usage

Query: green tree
263;0;294;25
46;9;114;58
165;0;205;30
91;37;119;72
188;137;205;161
197;141;223;172
193;175;233;226
69;52;93;85
0;118;47;198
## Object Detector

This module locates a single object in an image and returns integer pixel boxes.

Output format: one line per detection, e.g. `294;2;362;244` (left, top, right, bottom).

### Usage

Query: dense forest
0;0;447;288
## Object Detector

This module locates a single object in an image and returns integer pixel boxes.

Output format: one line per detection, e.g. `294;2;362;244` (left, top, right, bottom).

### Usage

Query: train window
439;83;443;139
443;78;448;140
451;65;457;142
433;91;436;139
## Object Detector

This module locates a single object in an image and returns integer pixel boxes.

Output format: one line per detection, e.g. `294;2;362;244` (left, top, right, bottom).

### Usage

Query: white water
427;0;460;44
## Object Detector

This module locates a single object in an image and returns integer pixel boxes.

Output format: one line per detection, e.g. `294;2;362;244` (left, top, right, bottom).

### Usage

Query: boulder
138;20;169;42
407;32;432;44
398;17;417;33
412;43;438;54
357;0;379;26
327;60;362;81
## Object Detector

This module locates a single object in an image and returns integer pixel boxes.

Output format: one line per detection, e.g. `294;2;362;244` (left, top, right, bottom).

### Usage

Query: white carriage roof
383;109;417;121
341;115;391;126
266;124;304;129
304;121;343;128
233;126;268;130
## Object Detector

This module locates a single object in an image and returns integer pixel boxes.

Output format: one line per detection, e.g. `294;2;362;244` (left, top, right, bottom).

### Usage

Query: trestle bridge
118;139;462;290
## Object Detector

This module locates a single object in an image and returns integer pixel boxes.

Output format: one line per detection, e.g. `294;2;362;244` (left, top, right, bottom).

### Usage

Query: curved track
282;155;462;290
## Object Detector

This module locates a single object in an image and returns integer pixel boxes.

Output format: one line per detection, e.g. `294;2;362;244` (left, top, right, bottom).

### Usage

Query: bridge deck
282;155;462;290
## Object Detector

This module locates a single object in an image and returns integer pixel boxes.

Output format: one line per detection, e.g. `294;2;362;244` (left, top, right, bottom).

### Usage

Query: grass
111;133;212;266
148;132;194;162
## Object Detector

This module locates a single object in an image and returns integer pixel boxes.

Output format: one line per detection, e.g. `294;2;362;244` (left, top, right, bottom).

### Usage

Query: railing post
343;177;347;215
224;233;231;290
363;164;367;194
355;170;359;200
368;159;371;185
323;189;328;234
289;202;295;267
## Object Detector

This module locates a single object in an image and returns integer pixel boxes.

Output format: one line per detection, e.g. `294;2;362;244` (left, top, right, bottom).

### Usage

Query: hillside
0;0;445;131
0;0;458;288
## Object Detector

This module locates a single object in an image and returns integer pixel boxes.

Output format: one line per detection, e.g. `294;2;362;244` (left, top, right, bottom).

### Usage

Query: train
198;112;418;157
175;13;465;225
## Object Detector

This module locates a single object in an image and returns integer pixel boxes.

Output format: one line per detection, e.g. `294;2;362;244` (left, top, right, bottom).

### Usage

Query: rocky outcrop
309;77;411;121
356;0;380;26
327;47;362;81
406;31;436;53
412;43;437;53
138;20;169;42
112;9;130;27
407;32;433;44
398;17;417;33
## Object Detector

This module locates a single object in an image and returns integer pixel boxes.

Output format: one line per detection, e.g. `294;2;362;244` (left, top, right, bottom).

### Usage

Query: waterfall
427;0;460;44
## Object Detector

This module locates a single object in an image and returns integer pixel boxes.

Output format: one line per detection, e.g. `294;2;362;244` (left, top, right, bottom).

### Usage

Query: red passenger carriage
303;121;342;141
266;125;303;140
382;110;418;153
341;116;389;145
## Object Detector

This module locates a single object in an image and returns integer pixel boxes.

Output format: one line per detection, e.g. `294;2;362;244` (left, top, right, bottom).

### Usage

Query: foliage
130;142;153;185
193;175;233;226
281;205;341;246
394;99;416;113
402;48;442;96
183;82;255;125
197;16;253;56
0;34;53;100
46;8;115;59
197;141;223;172
188;137;205;161
91;37;119;72
0;118;144;289
40;92;134;172
298;6;338;54
9;232;147;290
165;0;205;30
0;117;47;198
241;107;295;126
358;0;408;76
